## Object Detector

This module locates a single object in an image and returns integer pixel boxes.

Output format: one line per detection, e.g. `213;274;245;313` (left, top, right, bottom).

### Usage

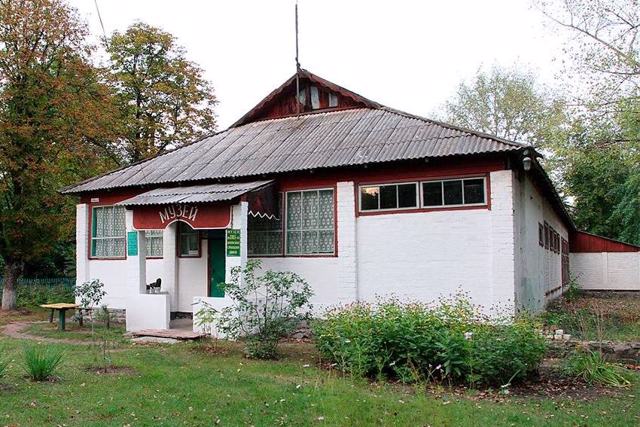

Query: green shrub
18;284;74;307
313;297;546;386
563;350;632;387
0;278;75;308
467;318;547;386
218;260;313;359
23;346;64;381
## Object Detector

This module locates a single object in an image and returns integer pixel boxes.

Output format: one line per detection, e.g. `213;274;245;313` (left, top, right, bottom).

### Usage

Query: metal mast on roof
94;0;109;47
295;1;301;114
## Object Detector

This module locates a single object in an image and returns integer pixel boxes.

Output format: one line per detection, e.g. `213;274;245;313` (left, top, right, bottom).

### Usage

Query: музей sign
132;202;230;230
159;204;198;224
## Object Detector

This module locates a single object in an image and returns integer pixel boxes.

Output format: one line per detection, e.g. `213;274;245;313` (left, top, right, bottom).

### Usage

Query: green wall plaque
127;231;138;256
226;229;241;257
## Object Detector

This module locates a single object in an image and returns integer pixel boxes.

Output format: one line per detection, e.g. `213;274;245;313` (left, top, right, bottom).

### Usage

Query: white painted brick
75;204;90;288
337;181;358;303
572;252;640;291
512;173;570;312
125;209;147;295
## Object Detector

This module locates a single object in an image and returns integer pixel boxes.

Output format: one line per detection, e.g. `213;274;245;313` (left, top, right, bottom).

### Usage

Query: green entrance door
208;230;226;297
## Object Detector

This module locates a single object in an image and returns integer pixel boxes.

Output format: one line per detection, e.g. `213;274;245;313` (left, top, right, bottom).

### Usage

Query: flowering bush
312;296;546;386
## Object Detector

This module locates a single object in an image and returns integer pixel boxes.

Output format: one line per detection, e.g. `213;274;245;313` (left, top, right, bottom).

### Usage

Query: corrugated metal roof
116;180;273;206
62;107;525;194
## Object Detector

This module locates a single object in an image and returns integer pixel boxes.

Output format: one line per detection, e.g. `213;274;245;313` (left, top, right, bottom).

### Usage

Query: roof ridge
228;106;372;127
379;106;528;149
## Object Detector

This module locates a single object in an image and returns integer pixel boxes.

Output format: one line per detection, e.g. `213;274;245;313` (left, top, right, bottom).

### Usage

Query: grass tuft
563;350;632;387
23;346;63;381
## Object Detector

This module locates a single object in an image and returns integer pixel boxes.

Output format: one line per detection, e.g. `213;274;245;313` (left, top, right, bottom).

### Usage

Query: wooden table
40;303;79;331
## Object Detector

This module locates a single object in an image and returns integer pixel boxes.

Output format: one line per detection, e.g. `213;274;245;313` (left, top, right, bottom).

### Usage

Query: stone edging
547;338;640;363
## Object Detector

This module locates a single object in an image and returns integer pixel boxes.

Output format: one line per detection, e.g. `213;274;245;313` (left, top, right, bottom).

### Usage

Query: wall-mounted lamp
522;149;532;171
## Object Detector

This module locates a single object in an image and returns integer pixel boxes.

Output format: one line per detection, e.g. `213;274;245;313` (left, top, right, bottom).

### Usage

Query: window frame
538;223;544;247
310;86;320;110
328;92;338;108
544;222;550;250
284;187;336;257
420;176;488;209
145;229;164;259
177;222;201;258
358;182;420;213
89;205;127;260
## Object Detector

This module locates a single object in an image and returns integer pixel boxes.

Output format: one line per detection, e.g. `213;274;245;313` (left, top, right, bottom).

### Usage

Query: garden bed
542;292;640;341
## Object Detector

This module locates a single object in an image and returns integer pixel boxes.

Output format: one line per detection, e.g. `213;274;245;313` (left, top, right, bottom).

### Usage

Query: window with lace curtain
248;210;283;256
248;215;283;255
91;206;126;258
286;189;334;255
145;230;163;258
248;193;283;256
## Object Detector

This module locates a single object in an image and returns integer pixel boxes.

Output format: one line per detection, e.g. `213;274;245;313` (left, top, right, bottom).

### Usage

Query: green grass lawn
0;335;638;426
26;321;129;344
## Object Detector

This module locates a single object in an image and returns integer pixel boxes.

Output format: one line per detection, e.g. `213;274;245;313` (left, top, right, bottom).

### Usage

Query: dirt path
1;321;94;345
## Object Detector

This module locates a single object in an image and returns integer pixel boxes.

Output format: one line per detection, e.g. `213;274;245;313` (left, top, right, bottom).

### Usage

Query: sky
67;0;566;129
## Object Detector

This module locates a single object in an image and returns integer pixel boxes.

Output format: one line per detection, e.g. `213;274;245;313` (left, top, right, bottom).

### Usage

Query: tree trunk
1;261;20;311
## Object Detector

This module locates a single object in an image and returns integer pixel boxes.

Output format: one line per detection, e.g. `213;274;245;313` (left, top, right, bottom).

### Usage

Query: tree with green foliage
443;66;568;149
560;138;631;239
107;22;218;163
0;0;117;310
535;0;640;244
560;110;640;244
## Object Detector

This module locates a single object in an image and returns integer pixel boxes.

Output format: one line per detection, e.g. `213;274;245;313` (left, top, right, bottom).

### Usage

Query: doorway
208;230;226;297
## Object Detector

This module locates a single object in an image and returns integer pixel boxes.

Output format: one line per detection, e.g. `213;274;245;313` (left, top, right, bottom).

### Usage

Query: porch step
129;329;205;340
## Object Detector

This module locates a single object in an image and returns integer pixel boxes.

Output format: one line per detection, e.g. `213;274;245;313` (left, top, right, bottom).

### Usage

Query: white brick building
63;70;588;332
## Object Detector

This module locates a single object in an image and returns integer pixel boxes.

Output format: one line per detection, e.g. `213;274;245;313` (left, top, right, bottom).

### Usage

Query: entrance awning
116;180;278;230
117;180;274;206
